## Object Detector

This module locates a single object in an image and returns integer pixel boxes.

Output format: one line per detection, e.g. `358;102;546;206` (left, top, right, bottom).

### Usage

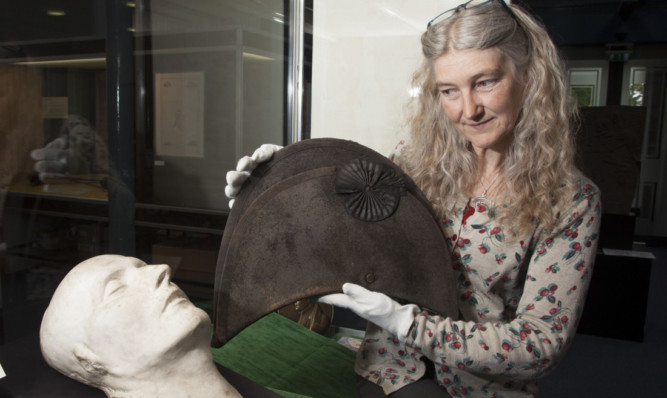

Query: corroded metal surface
212;138;457;347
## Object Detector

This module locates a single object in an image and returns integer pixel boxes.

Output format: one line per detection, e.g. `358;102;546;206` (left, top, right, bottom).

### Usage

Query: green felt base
211;313;357;398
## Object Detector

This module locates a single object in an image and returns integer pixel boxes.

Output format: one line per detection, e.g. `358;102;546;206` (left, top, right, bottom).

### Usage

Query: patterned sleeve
406;181;601;379
388;139;408;164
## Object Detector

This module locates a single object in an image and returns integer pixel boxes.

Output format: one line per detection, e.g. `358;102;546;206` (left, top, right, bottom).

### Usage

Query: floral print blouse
356;147;602;397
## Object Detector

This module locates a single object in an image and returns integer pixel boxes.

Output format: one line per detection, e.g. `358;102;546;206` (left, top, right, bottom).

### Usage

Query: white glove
30;137;89;181
225;144;282;208
319;283;419;339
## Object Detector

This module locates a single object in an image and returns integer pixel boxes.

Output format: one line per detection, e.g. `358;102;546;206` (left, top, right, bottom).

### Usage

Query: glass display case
0;0;288;344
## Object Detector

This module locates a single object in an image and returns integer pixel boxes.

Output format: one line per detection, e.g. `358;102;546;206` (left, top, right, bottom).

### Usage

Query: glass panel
643;68;666;159
629;67;647;107
0;0;287;345
134;0;286;300
136;0;285;210
310;0;450;157
1;2;108;345
567;67;602;108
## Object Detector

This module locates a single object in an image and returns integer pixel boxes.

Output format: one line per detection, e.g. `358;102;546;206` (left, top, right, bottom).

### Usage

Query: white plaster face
41;255;244;398
85;255;211;375
434;47;526;156
41;255;211;379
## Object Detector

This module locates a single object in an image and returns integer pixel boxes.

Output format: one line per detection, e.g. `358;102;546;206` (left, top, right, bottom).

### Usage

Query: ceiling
519;0;667;45
1;0;666;62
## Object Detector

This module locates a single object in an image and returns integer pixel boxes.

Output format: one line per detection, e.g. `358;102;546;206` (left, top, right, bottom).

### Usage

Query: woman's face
434;47;526;156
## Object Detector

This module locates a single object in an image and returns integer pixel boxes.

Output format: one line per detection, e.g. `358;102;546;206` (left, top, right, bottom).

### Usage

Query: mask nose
145;263;172;289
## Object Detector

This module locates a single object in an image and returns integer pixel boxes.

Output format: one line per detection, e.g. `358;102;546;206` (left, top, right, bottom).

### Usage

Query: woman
228;1;601;396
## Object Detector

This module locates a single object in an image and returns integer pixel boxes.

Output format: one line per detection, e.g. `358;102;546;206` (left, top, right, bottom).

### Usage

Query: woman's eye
440;88;457;97
477;79;496;88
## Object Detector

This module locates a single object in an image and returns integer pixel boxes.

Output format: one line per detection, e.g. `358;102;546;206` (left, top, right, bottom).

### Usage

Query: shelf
6;186;228;236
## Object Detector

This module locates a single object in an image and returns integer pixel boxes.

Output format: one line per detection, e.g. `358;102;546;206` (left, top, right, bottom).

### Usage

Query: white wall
311;0;458;157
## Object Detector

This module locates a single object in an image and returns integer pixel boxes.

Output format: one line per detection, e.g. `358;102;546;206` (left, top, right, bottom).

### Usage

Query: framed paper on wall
154;72;205;158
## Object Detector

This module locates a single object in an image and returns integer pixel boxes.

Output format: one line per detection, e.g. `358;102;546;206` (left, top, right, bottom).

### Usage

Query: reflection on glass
567;68;601;108
629;67;646;107
137;0;286;211
0;64;43;190
0;0;289;344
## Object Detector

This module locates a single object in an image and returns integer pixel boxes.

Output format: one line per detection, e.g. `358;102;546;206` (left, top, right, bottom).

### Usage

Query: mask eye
104;280;126;299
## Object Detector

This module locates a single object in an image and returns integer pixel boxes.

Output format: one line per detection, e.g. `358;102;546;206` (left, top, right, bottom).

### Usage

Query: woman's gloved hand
30;137;90;181
30;115;106;182
319;283;419;339
225;144;282;208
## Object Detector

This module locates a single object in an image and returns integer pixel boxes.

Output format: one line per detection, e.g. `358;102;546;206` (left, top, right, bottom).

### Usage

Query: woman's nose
462;91;482;120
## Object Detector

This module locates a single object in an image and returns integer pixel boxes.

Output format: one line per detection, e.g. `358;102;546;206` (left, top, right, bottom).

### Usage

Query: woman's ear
73;343;108;377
